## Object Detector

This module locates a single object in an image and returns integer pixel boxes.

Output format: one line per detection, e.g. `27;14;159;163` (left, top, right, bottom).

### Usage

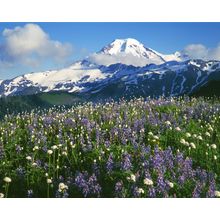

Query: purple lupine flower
75;172;88;197
75;172;101;197
64;118;75;127
92;161;100;176
182;158;194;179
81;118;89;126
156;174;167;195
16;166;26;176
88;174;102;196
36;159;42;168
163;147;174;170
144;170;152;180
142;145;151;155
106;153;114;173
206;174;216;198
121;153;132;171
15;145;22;154
192;183;202;198
115;181;123;196
141;157;150;169
207;181;216;198
148;187;156;198
176;152;184;166
153;147;166;175
196;169;208;184
104;141;111;148
132;141;139;150
133;186;142;198
42;145;48;153
178;175;185;186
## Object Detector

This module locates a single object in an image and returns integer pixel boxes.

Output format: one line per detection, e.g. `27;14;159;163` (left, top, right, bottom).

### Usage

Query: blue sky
1;22;220;79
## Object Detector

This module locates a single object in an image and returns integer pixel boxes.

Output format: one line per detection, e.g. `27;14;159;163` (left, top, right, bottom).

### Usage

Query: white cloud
0;23;72;67
183;43;220;60
87;52;162;67
183;44;208;59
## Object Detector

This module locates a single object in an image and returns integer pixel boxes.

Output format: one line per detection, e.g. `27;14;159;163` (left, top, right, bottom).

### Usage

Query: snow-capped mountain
0;38;219;99
95;38;184;66
99;38;166;64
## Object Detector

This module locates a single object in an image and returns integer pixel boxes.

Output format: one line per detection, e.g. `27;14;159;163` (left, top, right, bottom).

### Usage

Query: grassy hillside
0;92;85;118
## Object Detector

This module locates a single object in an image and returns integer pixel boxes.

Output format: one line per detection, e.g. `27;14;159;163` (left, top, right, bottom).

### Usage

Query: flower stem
47;184;50;198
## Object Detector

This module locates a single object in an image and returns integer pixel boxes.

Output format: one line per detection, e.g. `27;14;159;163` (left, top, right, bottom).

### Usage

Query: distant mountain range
0;38;220;99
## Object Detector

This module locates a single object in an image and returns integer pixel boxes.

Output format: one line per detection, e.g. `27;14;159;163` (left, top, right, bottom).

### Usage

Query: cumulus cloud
183;43;220;60
87;52;162;67
0;23;72;68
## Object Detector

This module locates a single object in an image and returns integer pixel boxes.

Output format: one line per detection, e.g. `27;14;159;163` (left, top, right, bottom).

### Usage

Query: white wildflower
130;174;136;182
165;121;171;126
51;145;58;150
180;138;186;145
58;183;68;192
62;151;68;156
26;156;32;161
137;188;145;194
47;150;53;155
3;177;12;183
197;135;203;140
148;132;153;136
127;174;136;182
193;134;197;138
144;178;153;186
33;146;39;151
215;191;220;197
211;144;217;149
0;193;4;198
205;132;211;137
185;133;191;138
153;135;159;140
71;144;76;149
190;142;196;149
185;141;189;146
167;181;174;188
47;178;52;184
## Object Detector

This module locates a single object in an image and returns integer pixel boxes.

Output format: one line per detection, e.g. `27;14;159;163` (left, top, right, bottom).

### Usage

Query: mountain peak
97;38;168;66
100;38;149;57
111;38;143;46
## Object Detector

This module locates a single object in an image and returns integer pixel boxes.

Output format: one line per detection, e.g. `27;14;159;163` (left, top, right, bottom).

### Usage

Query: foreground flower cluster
0;97;220;198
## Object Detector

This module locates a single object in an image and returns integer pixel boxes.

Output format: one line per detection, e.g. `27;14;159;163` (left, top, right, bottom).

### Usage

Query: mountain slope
84;60;220;99
192;80;220;97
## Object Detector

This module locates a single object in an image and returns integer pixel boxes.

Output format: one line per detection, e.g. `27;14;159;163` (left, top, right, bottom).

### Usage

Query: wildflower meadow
0;96;220;198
